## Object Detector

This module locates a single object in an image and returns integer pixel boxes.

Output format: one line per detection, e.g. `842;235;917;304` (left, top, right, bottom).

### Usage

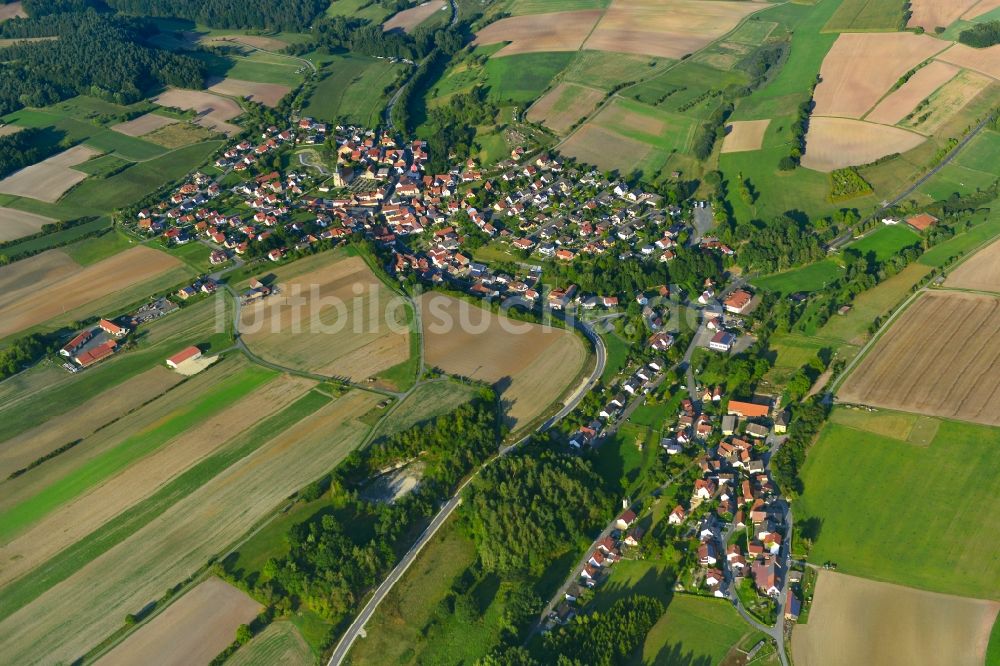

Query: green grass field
303;54;401;126
595;422;660;497
61;229;136;265
600;330;630;383
632;594;756;666
847;225;920;262
73;154;134;177
0;388;331;625
822;0;905;32
562;50;672;91
0;216;111;257
2;108;166;162
483;52;575;104
797;412;1000;599
988;615;1000;666
229;621;314;666
326;0;393;21
919;211;1000;268
753;258;845;295
0;362;276;542
371;380;479;438
627;62;748;119
225;51;309;85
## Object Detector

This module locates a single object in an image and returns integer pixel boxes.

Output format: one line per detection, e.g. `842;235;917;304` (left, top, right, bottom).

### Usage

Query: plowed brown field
153;88;242;135
473;10;603;56
944;237;1000;292
383;0;444;32
420;293;587;427
792;571;998;666
838;291;1000;426
0;246;182;338
0;207;56;242
208;77;291;108
0;145;100;203
936;43;1000;82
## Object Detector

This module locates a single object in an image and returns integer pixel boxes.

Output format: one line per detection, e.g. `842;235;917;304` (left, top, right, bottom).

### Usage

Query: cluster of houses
58;317;130;372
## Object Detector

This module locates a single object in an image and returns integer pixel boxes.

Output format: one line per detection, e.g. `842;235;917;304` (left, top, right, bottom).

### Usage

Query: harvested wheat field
0;207;55;242
944;237;1000;292
110;113;177;137
812;33;947;119
0;248;79;305
0;245;182;339
0;374;313;588
865;61;959;126
793;572;998;666
721;119;771;153
153;88;242;135
240;254;410;382
209;77;291;108
907;0;981;31
526;83;605;134
583;0;762;60
839;291;1000;426
900;69;995;135
937;43;1000;82
97;577;261;666
560;124;653;172
801;117;925;172
0;366;182;481
0;2;25;21
384;0;444;32
0;144;100;203
420;293;588;427
473;10;603;56
0;389;379;665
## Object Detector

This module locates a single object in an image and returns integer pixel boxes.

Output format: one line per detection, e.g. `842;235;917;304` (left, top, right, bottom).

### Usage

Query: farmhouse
906;212;938;232
60;329;94;357
727;400;770;419
75;340;117;368
166;346;202;368
99;318;129;338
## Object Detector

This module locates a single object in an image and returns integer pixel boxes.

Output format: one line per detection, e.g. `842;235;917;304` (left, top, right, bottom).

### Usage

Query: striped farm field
229;621;314;666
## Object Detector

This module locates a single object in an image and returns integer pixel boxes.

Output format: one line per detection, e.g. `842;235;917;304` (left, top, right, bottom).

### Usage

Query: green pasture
632;594;755;666
846;225;920;262
61;229;136;265
0;363;276;542
303;54;401;126
797;413;1000;599
483;52;575;104
0;388;331;625
822;0;905;32
753;258;845;295
229;621;314;665
563;50;672;91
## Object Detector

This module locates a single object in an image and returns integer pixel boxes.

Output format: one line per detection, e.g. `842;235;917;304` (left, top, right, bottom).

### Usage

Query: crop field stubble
793;572;999;666
382;0;445;33
943;236;1000;292
721;119;771;153
472;10;604;56
897;69;996;135
907;0;984;31
110;113;178;137
0;245;184;339
800;117;926;172
419;293;588;428
0;389;380;664
865;61;960;126
936;43;1000;84
838;290;1000;426
525;82;605;134
0;207;56;242
239;253;411;384
0;144;100;203
96;577;262;666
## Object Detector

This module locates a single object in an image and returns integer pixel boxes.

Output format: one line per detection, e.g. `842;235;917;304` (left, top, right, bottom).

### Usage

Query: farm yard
96;578;261;666
419;293;588;428
0;246;187;339
838;291;1000;426
796;410;1000;599
792;572;999;666
0;207;55;242
0;144;100;203
239;251;413;386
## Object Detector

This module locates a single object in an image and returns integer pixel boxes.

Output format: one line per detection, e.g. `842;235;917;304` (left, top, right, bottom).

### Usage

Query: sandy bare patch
0;366;182;481
937;43;1000;82
0;144;100;203
944;237;1000;292
0;390;379;665
200;34;288;52
208;77;291;108
0;124;22;137
241;254;410;382
801;117;925;172
97;578;261;666
0;1;25;22
473;10;603;56
560;124;653;172
526;83;605;134
866;61;959;126
110;113;177;137
384;0;445;32
0;207;55;242
420;293;587;428
153;88;242;136
583;0;762;60
812;33;948;119
0;245;182;339
907;0;980;31
838;291;1000;426
0;375;313;588
792;571;998;666
721;119;771;153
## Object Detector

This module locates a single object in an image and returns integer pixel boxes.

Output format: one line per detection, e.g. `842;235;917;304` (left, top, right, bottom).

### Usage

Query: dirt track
838;291;1000;426
793;571;998;666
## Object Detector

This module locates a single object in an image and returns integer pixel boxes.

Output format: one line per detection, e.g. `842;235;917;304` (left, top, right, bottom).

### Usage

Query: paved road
327;318;606;665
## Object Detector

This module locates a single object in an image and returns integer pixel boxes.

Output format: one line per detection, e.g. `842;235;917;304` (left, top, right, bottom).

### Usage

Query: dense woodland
541;596;665;665
0;10;203;114
0;333;48;379
104;0;327;31
0;128;62;178
959;20;1000;48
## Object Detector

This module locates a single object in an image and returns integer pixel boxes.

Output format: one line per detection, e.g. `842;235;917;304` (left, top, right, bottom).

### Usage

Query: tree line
0;128;62;178
104;0;327;31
